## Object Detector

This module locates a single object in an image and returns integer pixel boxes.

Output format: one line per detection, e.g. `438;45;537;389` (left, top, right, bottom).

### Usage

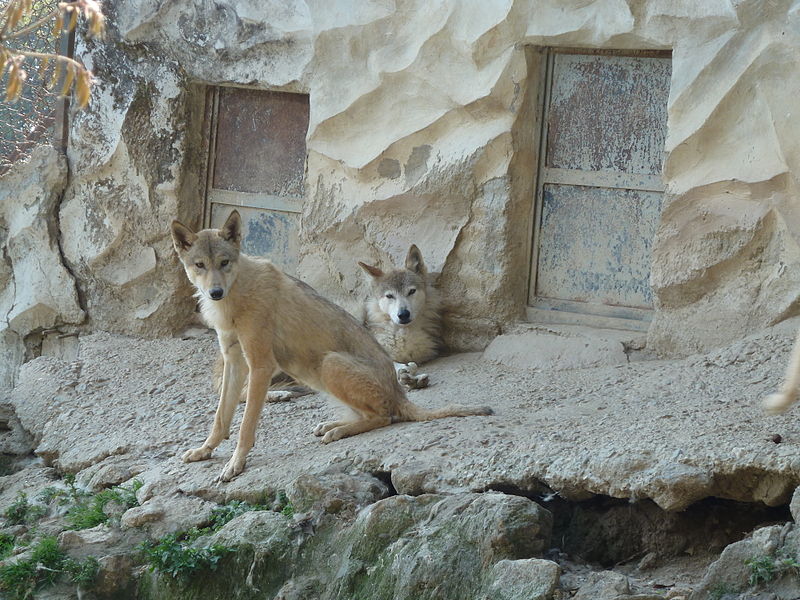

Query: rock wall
0;146;83;389
3;0;798;361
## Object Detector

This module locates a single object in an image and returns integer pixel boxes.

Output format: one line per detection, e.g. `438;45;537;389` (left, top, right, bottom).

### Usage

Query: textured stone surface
573;570;631;600
689;524;800;600
4;328;800;597
0;146;83;388
483;326;630;371
7;322;800;522
0;0;784;355
484;558;561;600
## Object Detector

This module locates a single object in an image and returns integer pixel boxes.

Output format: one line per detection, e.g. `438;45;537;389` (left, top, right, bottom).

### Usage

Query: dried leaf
68;7;78;32
5;63;26;103
37;56;50;78
75;68;91;108
60;63;75;97
52;10;64;37
7;2;24;30
47;60;63;91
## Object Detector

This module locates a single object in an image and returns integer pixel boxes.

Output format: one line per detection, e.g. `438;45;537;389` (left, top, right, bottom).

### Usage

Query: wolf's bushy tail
393;397;493;422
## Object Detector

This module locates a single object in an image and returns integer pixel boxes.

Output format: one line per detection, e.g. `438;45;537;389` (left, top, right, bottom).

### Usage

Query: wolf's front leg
218;351;274;482
183;334;245;463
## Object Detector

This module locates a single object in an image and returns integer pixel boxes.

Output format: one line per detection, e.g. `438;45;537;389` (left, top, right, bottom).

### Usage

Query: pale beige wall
2;0;797;376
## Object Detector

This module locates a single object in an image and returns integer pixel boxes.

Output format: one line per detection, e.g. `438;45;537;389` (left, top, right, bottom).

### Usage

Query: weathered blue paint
210;204;299;274
533;51;671;313
536;184;663;309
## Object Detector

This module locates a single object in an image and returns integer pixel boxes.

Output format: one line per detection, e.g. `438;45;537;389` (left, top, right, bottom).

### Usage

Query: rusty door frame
526;47;671;330
201;85;306;230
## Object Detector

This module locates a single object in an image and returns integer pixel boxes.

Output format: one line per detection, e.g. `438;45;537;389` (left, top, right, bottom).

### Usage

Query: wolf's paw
398;371;430;389
218;454;246;482
396;362;430;389
763;392;796;414
267;390;294;402
313;421;338;437
321;428;343;444
182;446;213;463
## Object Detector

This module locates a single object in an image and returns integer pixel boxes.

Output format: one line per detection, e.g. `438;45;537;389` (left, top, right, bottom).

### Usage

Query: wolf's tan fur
764;326;800;414
170;211;492;481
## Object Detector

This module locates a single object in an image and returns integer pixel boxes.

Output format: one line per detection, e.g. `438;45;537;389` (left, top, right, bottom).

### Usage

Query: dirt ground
4;317;800;595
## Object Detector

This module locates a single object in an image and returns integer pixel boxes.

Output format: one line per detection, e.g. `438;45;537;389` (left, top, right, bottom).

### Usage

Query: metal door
204;87;309;274
529;50;671;325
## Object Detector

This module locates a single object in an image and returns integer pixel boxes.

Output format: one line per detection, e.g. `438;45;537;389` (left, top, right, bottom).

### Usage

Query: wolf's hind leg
317;353;394;442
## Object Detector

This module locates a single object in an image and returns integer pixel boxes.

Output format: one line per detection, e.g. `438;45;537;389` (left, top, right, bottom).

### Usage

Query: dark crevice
470;477;792;568
480;481;556;502
547;495;790;567
370;470;398;497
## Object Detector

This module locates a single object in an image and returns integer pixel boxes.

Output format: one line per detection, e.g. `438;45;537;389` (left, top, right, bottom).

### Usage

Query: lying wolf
170;211;492;481
359;245;443;389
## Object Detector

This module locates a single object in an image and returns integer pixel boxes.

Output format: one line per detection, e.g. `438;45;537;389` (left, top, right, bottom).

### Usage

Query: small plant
62;555;99;586
746;551;800;587
0;533;15;560
140;532;232;580
2;492;46;526
66;479;143;530
209;499;268;530
707;582;736;600
280;501;295;518
35;486;66;506
274;491;294;518
746;555;776;586
0;536;98;599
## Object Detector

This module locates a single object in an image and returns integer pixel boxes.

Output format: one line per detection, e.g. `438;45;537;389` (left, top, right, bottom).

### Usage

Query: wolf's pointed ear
405;244;426;274
358;261;384;279
219;210;242;246
171;220;197;253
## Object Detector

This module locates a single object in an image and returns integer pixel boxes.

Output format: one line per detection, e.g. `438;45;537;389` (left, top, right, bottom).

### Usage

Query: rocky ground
3;318;800;598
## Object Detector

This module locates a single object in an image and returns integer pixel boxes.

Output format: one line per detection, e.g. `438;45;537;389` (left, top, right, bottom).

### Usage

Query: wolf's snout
398;309;411;324
209;287;224;301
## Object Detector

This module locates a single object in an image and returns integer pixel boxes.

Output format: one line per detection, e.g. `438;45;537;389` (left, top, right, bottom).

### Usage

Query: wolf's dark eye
386;293;395;300
221;259;229;267
408;289;416;295
195;262;205;269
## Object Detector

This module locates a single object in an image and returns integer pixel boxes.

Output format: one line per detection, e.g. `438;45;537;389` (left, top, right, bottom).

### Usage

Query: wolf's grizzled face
359;245;428;327
170;210;242;302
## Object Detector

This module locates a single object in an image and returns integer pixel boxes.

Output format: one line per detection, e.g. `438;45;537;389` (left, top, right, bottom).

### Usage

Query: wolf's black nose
210;288;224;300
398;309;411;323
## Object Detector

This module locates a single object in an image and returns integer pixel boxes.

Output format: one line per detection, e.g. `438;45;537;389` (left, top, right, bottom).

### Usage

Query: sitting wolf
359;245;443;389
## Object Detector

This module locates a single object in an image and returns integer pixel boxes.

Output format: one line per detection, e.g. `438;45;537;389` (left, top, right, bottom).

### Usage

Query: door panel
530;50;671;319
536;184;663;309
204;87;309;274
